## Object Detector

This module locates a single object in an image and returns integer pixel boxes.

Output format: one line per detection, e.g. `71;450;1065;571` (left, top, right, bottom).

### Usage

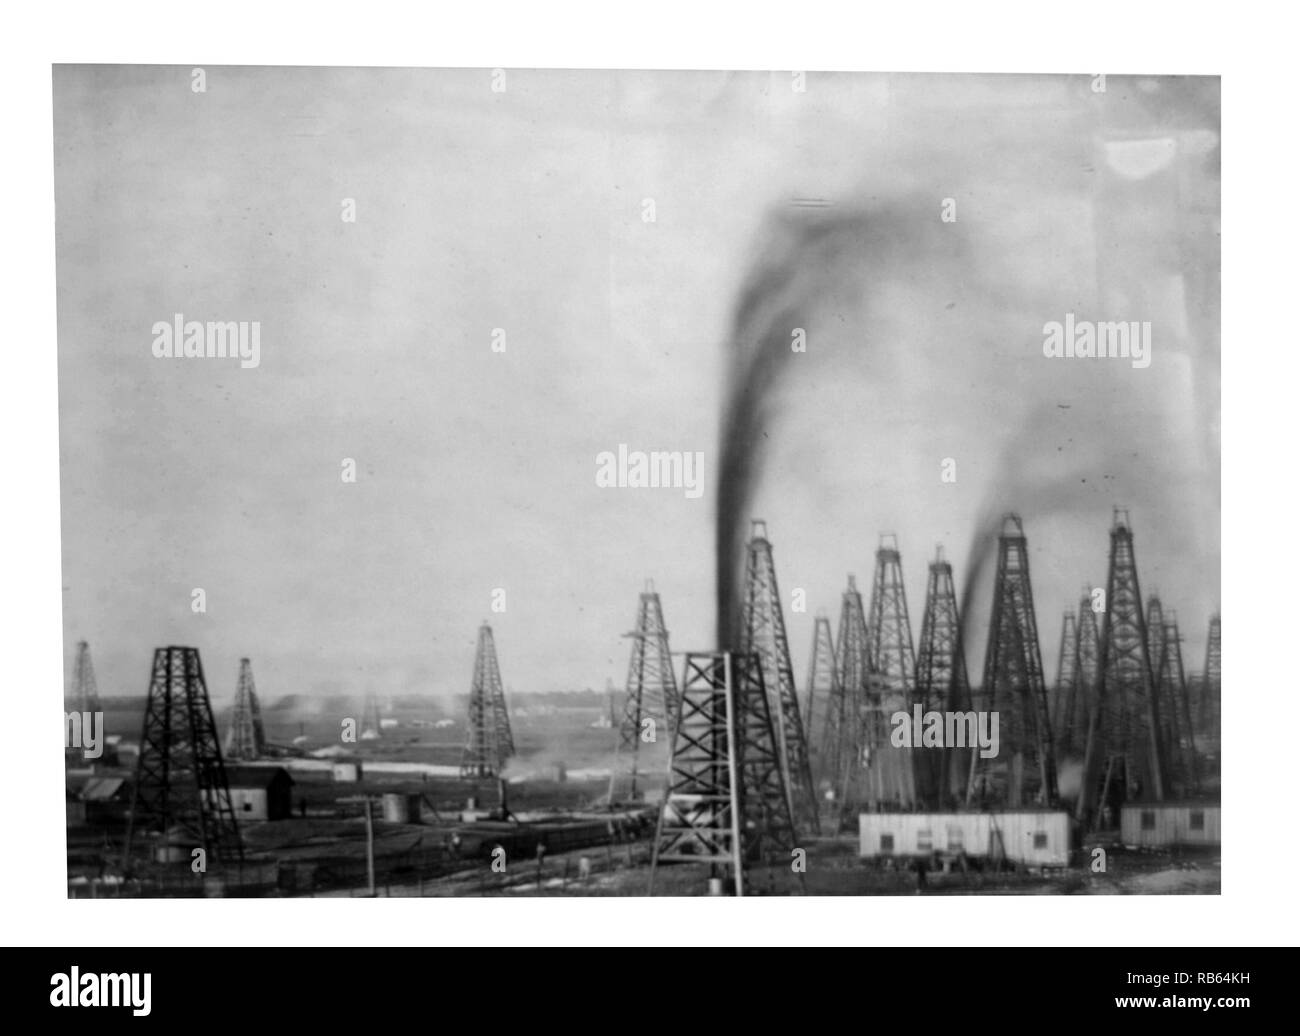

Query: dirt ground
314;835;1220;898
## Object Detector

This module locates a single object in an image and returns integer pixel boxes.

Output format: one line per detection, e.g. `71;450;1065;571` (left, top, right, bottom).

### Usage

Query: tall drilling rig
609;580;679;803
224;657;267;761
125;646;242;868
736;520;819;834
460;622;515;778
649;651;796;896
1145;594;1172;784
914;547;971;807
968;514;1057;808
824;575;869;807
1199;613;1221;736
803;612;838;777
1145;596;1167;718
1077;510;1166;828
865;534;918;809
1051;609;1079;738
1057;589;1101;757
67;640;103;715
1157;615;1199;795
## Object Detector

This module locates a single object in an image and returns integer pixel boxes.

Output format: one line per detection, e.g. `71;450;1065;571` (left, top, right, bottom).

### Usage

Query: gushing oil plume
956;406;1109;681
715;199;945;647
956;402;1197;679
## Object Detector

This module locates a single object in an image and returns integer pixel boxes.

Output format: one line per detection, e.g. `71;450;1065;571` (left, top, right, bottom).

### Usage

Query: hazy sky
54;68;1219;707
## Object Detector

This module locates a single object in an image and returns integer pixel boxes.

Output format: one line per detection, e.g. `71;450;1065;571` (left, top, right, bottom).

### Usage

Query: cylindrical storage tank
382;792;422;824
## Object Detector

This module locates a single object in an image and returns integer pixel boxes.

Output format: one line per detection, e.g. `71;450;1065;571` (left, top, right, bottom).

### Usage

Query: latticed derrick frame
736;524;819;834
1051;610;1079;737
804;613;838;771
825;576;869;799
611;586;679;801
125;646;242;867
864;539;919;808
970;517;1058;808
1058;595;1101;757
1078;515;1170;826
914;554;972;807
1156;617;1200;795
649;651;798;896
460;623;514;778
225;657;266;761
69;640;103;715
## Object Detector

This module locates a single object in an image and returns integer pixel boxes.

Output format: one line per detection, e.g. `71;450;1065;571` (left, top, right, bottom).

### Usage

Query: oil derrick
803;612;838;775
1144;595;1169;776
914;547;972;807
736;520;819;834
360;691;383;740
1057;592;1100;756
1077;510;1166;829
1143;595;1175;788
67;640;102;714
648;651;797;896
864;534;918;809
459;622;515;778
1157;616;1199;794
608;581;679;803
224;657;266;761
823;575;868;807
1199;614;1221;735
1051;611;1078;736
124;646;241;867
968;515;1057;808
1145;597;1166;681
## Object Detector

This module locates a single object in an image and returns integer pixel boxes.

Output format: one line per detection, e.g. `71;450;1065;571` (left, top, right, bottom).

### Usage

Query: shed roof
81;777;128;801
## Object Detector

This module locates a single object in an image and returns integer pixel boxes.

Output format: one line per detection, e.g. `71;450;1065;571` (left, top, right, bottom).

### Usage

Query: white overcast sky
54;67;1219;705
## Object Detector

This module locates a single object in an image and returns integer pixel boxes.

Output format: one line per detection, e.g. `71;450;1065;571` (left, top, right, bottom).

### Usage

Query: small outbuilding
222;765;294;821
66;776;131;826
859;809;1071;868
1120;801;1220;848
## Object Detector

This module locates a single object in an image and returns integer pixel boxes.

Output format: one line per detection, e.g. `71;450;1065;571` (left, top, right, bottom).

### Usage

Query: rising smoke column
956;402;1207;684
715;200;945;646
714;212;1200;673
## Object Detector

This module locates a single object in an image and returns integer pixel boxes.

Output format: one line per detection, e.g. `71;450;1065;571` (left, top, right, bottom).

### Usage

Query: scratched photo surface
55;67;1220;897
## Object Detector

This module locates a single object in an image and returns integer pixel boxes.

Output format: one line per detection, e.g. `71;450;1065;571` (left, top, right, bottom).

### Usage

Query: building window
880;834;894;853
243;801;252;812
947;828;964;852
1190;810;1205;831
1032;832;1048;849
1141;810;1156;831
917;829;932;852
